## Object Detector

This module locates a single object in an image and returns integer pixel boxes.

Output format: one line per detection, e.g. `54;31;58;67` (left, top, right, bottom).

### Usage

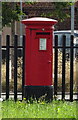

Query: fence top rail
1;46;78;48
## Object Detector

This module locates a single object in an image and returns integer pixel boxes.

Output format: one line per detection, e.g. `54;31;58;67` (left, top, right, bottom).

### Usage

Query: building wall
2;22;25;46
2;26;11;46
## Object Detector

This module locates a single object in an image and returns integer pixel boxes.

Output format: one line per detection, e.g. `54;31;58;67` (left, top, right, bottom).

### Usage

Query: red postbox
22;17;57;101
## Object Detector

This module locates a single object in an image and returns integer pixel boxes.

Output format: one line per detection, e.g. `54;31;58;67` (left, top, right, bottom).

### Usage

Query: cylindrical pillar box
21;17;57;101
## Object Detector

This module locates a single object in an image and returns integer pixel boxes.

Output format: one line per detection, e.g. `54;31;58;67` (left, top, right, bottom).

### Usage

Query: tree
40;2;71;22
2;2;72;27
2;2;22;27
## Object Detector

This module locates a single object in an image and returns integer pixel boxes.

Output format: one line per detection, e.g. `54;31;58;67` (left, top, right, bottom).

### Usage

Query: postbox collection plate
39;38;47;50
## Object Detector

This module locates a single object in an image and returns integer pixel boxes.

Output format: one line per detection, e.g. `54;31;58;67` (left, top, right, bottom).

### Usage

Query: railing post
62;35;66;100
54;35;58;98
70;35;74;102
22;35;25;100
6;35;10;100
14;35;18;101
0;35;2;98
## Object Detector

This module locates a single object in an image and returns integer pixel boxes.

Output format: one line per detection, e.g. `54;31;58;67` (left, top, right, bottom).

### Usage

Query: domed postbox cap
21;17;57;26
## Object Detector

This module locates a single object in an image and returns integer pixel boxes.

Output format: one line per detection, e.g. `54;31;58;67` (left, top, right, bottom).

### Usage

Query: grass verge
2;100;78;118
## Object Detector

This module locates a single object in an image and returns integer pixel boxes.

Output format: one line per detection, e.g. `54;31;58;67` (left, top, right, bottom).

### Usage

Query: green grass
2;100;78;118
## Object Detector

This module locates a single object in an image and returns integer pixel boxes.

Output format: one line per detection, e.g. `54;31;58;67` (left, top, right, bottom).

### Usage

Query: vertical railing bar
6;35;10;100
70;35;74;102
54;35;58;97
62;35;66;100
14;35;18;101
0;35;2;98
22;35;25;100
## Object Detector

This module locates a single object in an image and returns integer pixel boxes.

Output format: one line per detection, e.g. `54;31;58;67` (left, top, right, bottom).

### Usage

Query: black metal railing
53;35;78;101
2;35;25;101
1;34;78;101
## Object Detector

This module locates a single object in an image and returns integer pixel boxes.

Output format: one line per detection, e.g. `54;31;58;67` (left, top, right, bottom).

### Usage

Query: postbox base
24;85;53;102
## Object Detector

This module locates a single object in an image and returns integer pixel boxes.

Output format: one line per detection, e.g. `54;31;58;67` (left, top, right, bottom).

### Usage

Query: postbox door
29;30;53;86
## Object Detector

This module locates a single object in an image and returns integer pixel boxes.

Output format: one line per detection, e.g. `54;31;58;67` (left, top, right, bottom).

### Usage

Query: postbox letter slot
39;38;47;50
36;32;50;35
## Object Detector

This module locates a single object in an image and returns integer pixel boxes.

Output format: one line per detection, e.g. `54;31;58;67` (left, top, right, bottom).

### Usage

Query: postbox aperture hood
21;17;57;26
